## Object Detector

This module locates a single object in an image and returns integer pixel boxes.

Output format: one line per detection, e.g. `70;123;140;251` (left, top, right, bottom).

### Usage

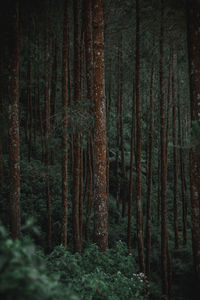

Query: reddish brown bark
145;46;155;278
165;51;172;170
135;0;145;273
50;38;58;164
61;0;69;247
36;36;45;161
160;0;169;296
85;139;93;241
187;0;200;281
92;0;108;251
67;48;74;172
79;147;84;247
171;45;179;249
27;60;32;162
128;85;135;252
72;0;81;253
84;0;94;242
116;39;121;210
8;0;21;240
44;22;52;252
0;55;3;187
177;91;187;245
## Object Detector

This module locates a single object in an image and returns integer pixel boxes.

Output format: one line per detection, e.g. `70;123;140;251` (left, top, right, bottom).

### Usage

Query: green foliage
0;224;146;300
46;242;147;300
0;225;79;300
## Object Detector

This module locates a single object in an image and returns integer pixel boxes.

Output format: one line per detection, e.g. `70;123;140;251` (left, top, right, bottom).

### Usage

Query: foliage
46;242;147;300
0;224;79;300
0;223;147;300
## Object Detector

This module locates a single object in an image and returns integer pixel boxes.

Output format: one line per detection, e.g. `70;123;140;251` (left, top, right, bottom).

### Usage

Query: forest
0;0;200;299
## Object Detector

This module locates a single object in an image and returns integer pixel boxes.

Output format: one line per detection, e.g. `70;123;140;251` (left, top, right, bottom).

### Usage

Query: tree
187;0;200;281
61;0;69;247
92;0;108;251
159;0;169;296
8;0;21;240
145;40;155;277
135;0;145;273
72;0;81;253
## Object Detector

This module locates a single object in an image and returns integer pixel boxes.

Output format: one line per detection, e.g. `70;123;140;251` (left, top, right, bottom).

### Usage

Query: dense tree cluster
0;0;200;299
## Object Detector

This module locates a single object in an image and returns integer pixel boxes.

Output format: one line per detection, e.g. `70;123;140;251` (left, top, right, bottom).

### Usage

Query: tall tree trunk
171;45;179;249
84;0;94;242
145;45;155;278
44;22;52;252
61;0;69;247
85;138;93;241
177;89;187;245
128;86;135;252
187;0;200;281
72;0;81;253
8;0;21;240
37;36;45;162
0;54;4;187
160;0;169;296
135;0;145;273
118;33;126;217
51;38;58;164
28;60;32;162
92;0;108;251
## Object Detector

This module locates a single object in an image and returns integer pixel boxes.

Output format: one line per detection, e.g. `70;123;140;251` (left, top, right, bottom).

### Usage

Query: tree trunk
187;0;200;281
160;0;169;296
8;0;21;240
44;22;52;252
72;0;81;253
61;0;69;247
171;44;179;249
135;0;145;273
177;90;187;245
128;86;135;252
146;45;155;278
92;0;108;251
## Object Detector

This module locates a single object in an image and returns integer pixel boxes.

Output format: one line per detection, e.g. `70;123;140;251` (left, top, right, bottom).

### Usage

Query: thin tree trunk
84;0;94;242
44;23;52;252
28;60;32;162
37;36;45;162
118;33;126;217
51;38;58;164
8;0;21;240
177;90;187;245
79;147;84;247
72;0;81;253
85;138;93;241
160;0;169;296
61;0;69;247
128;84;135;252
135;0;145;273
171;44;179;249
145;45;155;278
187;0;200;281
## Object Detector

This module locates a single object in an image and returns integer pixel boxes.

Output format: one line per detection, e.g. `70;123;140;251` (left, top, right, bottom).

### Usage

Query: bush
0;225;79;300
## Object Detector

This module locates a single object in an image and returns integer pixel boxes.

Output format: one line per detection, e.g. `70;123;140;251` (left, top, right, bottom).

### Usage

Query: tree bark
72;0;81;253
187;0;200;281
171;44;179;249
8;0;21;240
135;0;145;273
61;0;69;247
92;0;108;251
146;44;155;277
160;0;169;296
